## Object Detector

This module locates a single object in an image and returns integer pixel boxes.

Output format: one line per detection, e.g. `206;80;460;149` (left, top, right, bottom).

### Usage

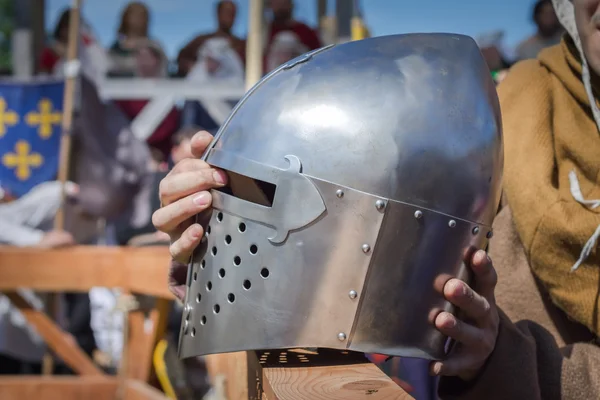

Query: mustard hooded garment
438;1;600;399
501;0;600;336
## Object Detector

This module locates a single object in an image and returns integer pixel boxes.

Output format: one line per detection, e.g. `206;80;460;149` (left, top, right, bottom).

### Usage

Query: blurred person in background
0;180;93;375
39;8;70;74
114;40;179;161
516;0;564;60
0;180;77;248
265;0;322;72
182;37;245;132
177;0;245;77
477;31;513;85
108;1;166;77
115;126;199;247
187;37;245;84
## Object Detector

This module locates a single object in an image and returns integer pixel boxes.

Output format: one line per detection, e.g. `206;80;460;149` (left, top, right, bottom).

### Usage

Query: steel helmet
179;33;503;360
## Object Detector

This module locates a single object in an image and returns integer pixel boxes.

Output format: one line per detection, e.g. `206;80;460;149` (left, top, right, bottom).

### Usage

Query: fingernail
191;224;204;238
444;313;457;328
213;170;227;185
475;249;487;263
193;192;211;206
430;362;442;376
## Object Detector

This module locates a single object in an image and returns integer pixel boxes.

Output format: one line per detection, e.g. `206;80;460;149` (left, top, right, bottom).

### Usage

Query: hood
187;37;244;83
552;0;600;131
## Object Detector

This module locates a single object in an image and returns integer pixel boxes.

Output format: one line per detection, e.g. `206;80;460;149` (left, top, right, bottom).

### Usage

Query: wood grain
4;292;103;376
204;352;250;400
0;246;173;298
126;379;172;400
0;377;116;400
0;377;170;400
262;363;413;400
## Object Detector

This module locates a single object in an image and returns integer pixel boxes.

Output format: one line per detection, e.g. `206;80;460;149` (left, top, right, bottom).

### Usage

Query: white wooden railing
99;78;247;140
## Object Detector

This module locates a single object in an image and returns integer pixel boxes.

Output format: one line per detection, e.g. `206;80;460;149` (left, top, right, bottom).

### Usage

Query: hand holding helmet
152;131;228;299
432;250;500;381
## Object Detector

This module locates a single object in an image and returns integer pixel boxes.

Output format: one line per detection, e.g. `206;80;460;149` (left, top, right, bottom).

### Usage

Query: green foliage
0;0;15;71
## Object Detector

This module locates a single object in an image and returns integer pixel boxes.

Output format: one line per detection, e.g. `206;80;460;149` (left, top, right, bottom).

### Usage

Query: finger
169;158;209;174
170;223;205;264
190;131;214;158
153;191;212;233
470;250;498;299
443;279;491;322
159;169;227;205
430;357;475;378
435;311;485;347
168;259;190;302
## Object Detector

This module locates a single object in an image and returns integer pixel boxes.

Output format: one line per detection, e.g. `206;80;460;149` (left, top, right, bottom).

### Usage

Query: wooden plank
262;363;413;400
126;298;171;382
0;376;117;400
205;352;250;399
0;246;173;299
0;377;169;400
125;380;171;400
251;350;413;400
4;291;104;376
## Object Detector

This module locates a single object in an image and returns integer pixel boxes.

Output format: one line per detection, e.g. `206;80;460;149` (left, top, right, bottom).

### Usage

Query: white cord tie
569;170;600;272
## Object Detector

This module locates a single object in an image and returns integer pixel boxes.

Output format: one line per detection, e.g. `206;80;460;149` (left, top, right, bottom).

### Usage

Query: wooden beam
125;380;171;400
245;0;265;90
205;350;413;399
4;292;104;376
262;363;412;399
0;246;173;299
205;352;250;399
0;376;116;400
0;377;169;400
126;298;171;382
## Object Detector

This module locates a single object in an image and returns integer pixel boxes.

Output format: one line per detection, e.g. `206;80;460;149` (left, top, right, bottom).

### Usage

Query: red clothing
115;99;180;160
265;21;322;73
39;47;60;73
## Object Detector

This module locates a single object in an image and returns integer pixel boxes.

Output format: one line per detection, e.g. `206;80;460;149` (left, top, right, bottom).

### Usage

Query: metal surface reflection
180;33;503;361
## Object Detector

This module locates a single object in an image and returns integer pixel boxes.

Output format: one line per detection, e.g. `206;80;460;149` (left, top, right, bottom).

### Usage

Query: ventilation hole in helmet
211;246;218;256
196;293;201;303
243;279;251;290
260;268;270;279
206;281;212;291
249;244;258;255
206;225;211;235
217;212;223;222
227;293;235;303
238;223;246;233
218;268;226;278
200;316;206;325
225;235;232;245
201;259;206;269
213;304;220;314
233;256;241;266
191;328;196;337
193;271;198;281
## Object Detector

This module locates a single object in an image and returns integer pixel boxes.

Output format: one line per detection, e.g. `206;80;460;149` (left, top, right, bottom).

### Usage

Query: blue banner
0;79;64;197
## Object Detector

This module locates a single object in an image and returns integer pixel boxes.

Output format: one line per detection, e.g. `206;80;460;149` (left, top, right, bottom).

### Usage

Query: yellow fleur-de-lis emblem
2;140;43;181
25;99;62;139
0;97;19;137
